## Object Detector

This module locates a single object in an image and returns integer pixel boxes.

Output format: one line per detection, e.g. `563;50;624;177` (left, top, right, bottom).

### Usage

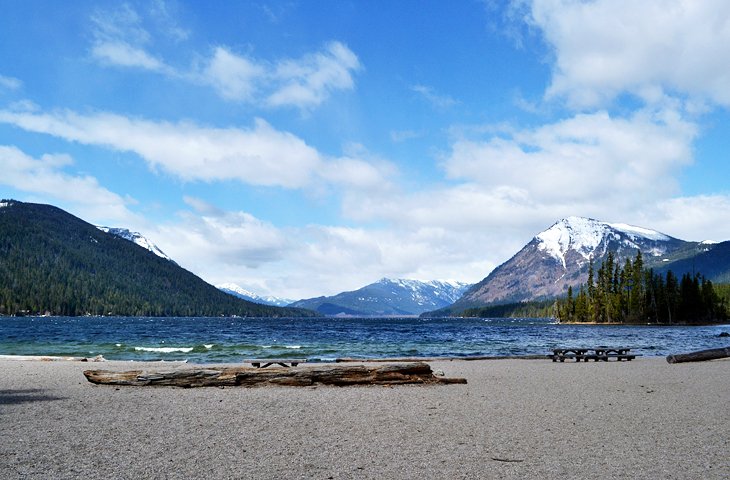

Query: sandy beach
1;357;728;479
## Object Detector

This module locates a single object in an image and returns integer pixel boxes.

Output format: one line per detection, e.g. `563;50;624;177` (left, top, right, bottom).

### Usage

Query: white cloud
0;145;137;225
0;75;22;91
390;129;423;142
266;41;361;109
0;106;395;194
642;195;730;242
88;4;360;109
153;198;291;272
91;41;168;72
202;47;265;102
198;41;361;109
528;0;730;108
148;0;190;42
412;84;459;109
280;224;501;298
443;108;697;209
91;3;150;45
0;108;322;189
89;3;168;73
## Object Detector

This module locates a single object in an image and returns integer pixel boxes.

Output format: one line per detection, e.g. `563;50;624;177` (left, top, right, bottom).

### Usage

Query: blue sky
2;0;730;299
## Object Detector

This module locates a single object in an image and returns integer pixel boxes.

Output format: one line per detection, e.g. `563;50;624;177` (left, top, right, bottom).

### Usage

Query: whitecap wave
134;346;194;353
204;344;214;349
285;345;302;349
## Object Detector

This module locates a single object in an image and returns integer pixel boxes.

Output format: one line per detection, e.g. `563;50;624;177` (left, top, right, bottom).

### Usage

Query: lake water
1;316;728;363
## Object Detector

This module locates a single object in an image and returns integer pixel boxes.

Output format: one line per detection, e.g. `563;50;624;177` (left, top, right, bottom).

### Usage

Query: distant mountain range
0;200;314;317
4;200;726;319
217;283;294;307
434;216;730;316
288;278;472;316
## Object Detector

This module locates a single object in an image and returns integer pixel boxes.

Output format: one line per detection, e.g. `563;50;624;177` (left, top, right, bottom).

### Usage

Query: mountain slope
654;240;730;283
444;217;700;313
0;200;314;317
217;283;294;307
97;227;173;262
290;278;471;316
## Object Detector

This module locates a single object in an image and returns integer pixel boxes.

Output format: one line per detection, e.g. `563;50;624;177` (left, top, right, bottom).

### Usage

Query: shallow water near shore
0;316;728;363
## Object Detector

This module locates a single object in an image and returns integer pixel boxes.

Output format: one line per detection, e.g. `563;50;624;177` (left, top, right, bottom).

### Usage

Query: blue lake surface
1;316;728;363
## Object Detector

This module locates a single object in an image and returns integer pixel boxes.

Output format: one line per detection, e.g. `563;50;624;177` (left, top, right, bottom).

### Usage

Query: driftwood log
83;362;467;387
666;347;730;364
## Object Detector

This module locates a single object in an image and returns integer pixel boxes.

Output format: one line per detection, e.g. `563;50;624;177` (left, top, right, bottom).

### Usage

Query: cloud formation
0;74;22;91
0;106;393;193
267;41;361;108
412;84;460;109
155;197;291;269
444;108;696;207
91;41;169;72
198;41;361;109
528;0;730;108
0;145;137;224
89;4;360;110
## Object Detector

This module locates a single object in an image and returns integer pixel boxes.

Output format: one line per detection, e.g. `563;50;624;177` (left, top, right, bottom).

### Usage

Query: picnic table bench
245;358;306;368
548;347;637;362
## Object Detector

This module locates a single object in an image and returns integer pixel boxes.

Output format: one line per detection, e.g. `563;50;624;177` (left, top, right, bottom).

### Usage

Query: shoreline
1;357;728;478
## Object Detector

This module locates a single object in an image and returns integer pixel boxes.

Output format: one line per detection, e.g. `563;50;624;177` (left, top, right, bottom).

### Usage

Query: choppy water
1;316;728;363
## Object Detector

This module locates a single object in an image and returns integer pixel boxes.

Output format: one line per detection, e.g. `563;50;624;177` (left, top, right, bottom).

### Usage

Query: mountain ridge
289;277;472;316
434;216;728;316
0;200;314;317
97;226;173;263
217;283;294;307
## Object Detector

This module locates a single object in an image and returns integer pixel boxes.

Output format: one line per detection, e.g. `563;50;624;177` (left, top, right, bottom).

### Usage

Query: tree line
556;250;727;324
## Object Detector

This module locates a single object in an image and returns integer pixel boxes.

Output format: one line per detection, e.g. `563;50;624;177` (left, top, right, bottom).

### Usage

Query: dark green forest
458;300;554;319
556;251;727;324
0;200;314;317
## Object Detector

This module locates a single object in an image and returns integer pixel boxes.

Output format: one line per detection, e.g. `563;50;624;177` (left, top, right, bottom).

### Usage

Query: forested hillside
556;251;727;324
0;200;314;317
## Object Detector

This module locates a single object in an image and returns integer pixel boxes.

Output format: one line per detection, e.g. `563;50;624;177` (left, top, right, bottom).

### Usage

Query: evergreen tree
556;250;726;324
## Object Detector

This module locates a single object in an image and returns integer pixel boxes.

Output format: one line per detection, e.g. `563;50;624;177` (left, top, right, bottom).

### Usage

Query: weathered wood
83;362;467;387
549;347;637;362
336;355;547;362
666;347;730;364
245;358;306;368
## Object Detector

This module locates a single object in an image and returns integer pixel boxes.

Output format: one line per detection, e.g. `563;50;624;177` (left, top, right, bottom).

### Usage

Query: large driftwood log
83;362;467;387
666;347;730;364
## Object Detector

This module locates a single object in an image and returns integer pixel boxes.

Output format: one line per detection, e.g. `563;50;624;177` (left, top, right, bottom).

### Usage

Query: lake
1;316;728;363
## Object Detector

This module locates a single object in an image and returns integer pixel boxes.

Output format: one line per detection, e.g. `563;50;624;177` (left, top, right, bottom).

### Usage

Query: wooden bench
245;359;306;368
549;348;638;362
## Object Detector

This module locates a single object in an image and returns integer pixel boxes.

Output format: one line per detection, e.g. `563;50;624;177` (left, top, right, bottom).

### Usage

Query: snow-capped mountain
289;278;472;316
450;216;700;310
97;227;173;262
217;283;294;307
534;216;674;269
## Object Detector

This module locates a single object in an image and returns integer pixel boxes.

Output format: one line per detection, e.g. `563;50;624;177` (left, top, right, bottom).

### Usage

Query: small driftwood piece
666;347;730;364
83;362;467;387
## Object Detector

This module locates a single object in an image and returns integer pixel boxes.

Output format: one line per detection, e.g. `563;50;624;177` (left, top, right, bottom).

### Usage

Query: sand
1;357;728;479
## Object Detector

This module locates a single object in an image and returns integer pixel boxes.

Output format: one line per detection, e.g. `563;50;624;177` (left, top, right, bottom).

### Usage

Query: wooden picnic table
549;347;637;362
245;358;306;368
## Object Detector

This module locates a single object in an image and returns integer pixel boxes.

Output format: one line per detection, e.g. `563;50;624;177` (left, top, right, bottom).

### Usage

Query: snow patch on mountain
608;222;669;241
536;217;607;267
536;217;671;268
217;283;294;307
97;227;173;262
375;278;471;306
